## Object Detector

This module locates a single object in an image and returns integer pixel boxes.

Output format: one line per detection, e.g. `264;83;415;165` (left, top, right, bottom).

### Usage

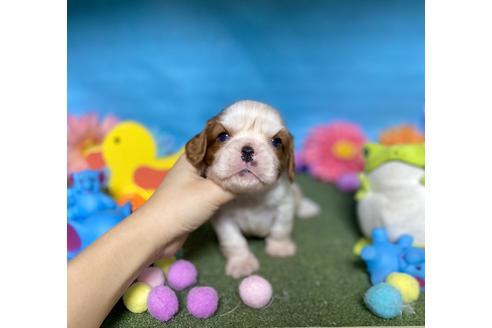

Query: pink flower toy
298;121;366;191
67;113;119;175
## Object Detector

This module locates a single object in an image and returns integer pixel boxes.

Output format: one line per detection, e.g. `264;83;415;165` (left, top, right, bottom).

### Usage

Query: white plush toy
356;144;425;245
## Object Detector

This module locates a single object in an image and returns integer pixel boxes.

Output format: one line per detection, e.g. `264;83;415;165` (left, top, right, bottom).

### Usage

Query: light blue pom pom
364;283;403;319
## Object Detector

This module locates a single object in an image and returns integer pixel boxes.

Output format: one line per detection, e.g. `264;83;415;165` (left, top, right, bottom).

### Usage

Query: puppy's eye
217;132;230;142
272;137;282;148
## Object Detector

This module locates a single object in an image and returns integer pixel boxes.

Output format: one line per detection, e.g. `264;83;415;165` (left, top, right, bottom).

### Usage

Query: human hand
139;155;234;247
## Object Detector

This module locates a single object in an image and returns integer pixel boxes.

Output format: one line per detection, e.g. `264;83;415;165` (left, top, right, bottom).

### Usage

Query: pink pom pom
186;286;219;319
239;275;272;309
147;286;179;321
137;267;165;288
167;260;198;291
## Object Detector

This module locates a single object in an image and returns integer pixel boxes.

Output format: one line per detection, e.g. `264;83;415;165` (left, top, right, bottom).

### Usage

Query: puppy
186;100;319;278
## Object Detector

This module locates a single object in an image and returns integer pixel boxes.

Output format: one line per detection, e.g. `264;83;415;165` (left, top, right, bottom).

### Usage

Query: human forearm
67;205;175;328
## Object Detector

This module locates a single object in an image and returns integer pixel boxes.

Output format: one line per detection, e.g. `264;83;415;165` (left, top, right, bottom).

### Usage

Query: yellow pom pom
353;238;371;256
123;282;151;313
154;256;176;274
385;272;420;304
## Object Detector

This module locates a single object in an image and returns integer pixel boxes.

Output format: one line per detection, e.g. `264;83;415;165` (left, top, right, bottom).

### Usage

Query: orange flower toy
298;122;366;191
379;124;424;146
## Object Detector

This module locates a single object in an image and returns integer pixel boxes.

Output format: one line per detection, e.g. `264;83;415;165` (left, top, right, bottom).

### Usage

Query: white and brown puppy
186;100;319;278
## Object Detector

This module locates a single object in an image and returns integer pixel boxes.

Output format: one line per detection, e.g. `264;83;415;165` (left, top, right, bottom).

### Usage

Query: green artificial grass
102;174;424;327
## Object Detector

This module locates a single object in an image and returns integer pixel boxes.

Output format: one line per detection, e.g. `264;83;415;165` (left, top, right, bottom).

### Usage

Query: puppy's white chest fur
231;199;278;237
213;176;294;237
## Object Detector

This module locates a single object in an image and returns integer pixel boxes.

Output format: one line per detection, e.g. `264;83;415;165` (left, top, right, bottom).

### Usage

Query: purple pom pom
186;286;219;319
336;172;360;192
147;286;179;321
167;260;198;291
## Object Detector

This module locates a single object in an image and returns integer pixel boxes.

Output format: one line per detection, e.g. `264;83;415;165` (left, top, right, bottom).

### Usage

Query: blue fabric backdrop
68;0;424;150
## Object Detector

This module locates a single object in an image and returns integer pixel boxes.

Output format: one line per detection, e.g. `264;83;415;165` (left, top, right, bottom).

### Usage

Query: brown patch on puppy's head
272;129;295;182
185;116;228;175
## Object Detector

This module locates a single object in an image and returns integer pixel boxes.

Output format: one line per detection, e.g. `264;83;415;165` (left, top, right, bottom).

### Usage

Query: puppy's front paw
225;252;260;279
265;238;297;257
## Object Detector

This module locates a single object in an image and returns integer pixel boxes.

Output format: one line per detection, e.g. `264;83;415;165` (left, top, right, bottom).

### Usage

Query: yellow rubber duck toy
86;121;183;209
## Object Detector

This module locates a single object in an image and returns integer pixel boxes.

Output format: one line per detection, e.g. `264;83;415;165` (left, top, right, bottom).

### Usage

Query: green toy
356;144;425;201
355;143;425;245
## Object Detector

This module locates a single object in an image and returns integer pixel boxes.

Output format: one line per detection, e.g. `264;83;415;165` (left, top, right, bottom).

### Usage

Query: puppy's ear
285;132;296;182
185;116;223;172
275;129;296;182
186;129;208;168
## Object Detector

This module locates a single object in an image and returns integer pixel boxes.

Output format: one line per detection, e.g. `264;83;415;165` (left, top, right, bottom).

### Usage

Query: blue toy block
360;227;425;286
67;170;131;260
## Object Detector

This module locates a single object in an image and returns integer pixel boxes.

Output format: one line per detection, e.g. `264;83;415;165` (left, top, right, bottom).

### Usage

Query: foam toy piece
186;286;219;319
360;228;412;285
68;204;131;260
67;170;132;260
364;283;404;319
399;247;425;289
147;286;179;321
86;121;183;210
386;272;420;304
123;282;152;313
360;228;425;287
67;223;81;253
356;143;425;245
239;275;273;309
67;170;118;221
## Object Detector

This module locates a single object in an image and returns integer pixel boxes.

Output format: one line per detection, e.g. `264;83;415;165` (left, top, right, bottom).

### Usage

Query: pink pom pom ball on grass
137;267;165;288
186;286;219;319
147;286;179;321
167;260;198;291
239;275;272;309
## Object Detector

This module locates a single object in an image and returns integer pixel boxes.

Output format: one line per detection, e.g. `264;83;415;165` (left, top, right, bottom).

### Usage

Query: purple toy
147;286;179;321
167;260;198;291
336;172;360;192
186;286;219;319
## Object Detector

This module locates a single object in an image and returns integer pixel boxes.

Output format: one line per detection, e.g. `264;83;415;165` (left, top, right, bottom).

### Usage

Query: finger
160;234;188;258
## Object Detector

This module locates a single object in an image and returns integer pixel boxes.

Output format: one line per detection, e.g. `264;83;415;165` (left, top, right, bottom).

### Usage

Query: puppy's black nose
241;146;254;163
